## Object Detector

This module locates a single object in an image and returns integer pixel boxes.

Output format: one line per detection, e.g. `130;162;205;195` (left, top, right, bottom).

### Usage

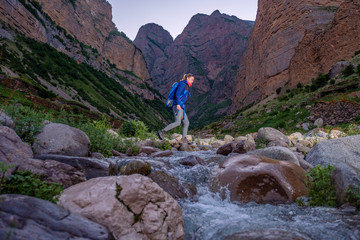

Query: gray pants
163;106;189;138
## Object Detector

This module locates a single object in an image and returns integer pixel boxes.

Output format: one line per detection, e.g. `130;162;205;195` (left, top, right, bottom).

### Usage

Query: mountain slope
0;0;172;128
135;10;254;128
232;0;360;111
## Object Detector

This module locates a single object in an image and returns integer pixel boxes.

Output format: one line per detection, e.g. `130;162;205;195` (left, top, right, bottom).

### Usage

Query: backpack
165;82;180;109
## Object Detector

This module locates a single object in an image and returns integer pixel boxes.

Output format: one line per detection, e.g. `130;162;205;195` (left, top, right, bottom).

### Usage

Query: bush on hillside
120;120;148;137
305;165;337;207
310;73;330;91
342;64;355;77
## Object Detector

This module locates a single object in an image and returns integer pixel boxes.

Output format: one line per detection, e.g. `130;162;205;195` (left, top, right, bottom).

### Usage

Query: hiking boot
156;130;166;140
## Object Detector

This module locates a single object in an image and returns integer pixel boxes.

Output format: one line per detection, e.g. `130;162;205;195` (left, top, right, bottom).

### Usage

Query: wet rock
117;159;151;176
111;149;127;158
256;127;290;146
149;171;194;199
233;140;256;154
139;146;161;155
32;123;90;157
216;143;234;156
0;194;112;240
248;146;300;166
179;143;193;152
58;175;184;240
0;126;33;176
305;135;360;170
0;110;15;128
90;152;105;159
34;154;110;179
17;158;86;188
218;154;307;204
150;150;174;158
331;163;360;205
224;228;312;240
179;155;206;166
198;145;213;151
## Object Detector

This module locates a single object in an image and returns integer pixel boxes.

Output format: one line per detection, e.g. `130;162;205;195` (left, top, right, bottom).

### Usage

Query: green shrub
346;183;360;209
120;120;148;137
115;139;139;155
356;64;360;75
342;64;355;77
0;163;63;203
330;79;336;85
306;165;337;207
156;140;172;151
310;73;330;91
3;102;44;144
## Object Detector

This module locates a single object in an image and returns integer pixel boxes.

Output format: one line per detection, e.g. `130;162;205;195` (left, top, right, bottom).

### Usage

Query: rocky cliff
232;0;360;111
0;0;172;128
0;0;149;81
134;23;173;76
135;10;254;127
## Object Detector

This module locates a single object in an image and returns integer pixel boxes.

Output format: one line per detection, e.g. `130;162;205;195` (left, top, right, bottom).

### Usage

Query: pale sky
107;0;258;40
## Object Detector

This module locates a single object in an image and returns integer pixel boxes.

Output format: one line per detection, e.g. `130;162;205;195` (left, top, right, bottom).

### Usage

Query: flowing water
113;151;360;240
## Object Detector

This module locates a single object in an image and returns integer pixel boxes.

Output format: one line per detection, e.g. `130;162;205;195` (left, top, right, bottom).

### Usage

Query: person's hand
176;105;181;111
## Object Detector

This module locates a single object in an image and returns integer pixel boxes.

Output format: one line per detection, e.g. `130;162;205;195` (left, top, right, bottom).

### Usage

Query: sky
107;0;258;40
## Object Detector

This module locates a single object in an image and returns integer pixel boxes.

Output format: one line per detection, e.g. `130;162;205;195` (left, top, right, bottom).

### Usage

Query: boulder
111;149;127;158
248;146;300;166
294;143;311;154
179;155;206;166
171;133;182;140
218;155;307;204
302;123;310;131
0;126;33;176
34;154;110;179
305;135;360;170
288;132;304;145
150;150;174;158
0;110;15;128
135;139;155;148
314;118;324;128
234;134;255;144
0;194;112;240
58;175;184;240
224;135;234;144
329;61;350;78
216;143;234;156
149;171;195;199
17;158;86;188
117;159;151;176
211;140;226;148
139;146;161;155
256;127;290;146
233;140;256;154
331;163;360;205
304;128;328;138
179;143;193;152
90;152;105;159
32;123;90;157
266;140;290;148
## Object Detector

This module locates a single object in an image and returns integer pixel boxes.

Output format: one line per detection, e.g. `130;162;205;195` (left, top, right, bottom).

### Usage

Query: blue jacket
174;80;190;108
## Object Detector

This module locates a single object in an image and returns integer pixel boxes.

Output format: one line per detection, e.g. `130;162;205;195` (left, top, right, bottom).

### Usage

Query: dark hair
182;73;194;80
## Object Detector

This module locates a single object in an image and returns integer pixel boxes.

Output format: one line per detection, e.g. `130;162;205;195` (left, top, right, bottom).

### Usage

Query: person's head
183;73;195;87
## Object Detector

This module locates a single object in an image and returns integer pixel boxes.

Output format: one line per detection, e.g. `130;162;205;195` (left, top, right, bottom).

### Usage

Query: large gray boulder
331;163;360;205
0;194;112;240
0;110;15;128
248;146;300;166
34;154;110;179
0;126;33;176
17;159;86;188
305;135;360;170
256;127;290;146
33;123;90;157
58;175;185;240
